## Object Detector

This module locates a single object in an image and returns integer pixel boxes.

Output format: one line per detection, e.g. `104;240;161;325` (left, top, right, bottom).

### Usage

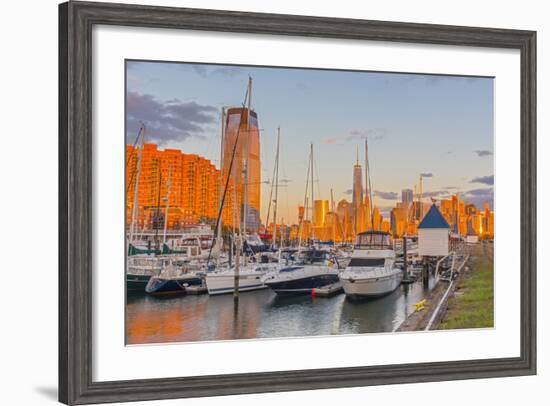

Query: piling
422;257;429;286
234;237;241;303
402;236;408;280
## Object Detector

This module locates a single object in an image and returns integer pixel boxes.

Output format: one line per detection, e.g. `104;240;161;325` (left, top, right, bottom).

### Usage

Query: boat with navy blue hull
145;263;204;295
262;249;340;295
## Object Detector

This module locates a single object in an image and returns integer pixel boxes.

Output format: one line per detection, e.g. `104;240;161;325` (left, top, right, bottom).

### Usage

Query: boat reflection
126;277;436;344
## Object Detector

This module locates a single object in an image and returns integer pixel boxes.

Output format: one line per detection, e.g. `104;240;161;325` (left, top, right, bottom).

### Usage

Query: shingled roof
418;204;450;229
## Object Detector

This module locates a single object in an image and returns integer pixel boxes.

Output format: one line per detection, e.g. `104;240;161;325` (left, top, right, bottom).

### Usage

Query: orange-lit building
222;107;261;232
313;199;329;228
337;199;354;242
126;144;237;230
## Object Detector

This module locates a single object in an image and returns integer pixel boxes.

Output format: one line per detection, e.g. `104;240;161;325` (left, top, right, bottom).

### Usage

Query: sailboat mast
298;151;311;250
162;163;172;245
419;174;424;220
154;163;163;247
129;123;145;247
365;139;368;229
242;77;252;246
310;143;315;243
216;107;226;256
365;138;374;229
273;127;280;249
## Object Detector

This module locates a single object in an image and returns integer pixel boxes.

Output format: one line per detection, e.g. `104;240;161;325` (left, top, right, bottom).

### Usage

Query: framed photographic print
59;1;536;404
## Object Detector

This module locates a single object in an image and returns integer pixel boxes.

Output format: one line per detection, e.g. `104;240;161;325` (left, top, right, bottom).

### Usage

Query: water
126;279;435;345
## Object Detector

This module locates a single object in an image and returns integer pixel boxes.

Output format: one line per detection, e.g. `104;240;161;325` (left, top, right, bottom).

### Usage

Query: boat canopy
295;249;329;265
355;231;392;249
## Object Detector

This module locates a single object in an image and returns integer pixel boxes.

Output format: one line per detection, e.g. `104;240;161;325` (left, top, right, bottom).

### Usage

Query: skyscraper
222;107;261;232
313;199;329;227
402;189;413;206
352;150;363;232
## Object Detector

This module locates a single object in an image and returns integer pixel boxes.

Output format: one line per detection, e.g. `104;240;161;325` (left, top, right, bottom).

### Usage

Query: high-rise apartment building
313;199;330;228
126;144;236;230
222;107;261;232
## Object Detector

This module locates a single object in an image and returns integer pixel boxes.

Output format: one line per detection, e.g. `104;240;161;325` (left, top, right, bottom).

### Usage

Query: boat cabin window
348;258;386;267
296;250;328;265
355;232;392;249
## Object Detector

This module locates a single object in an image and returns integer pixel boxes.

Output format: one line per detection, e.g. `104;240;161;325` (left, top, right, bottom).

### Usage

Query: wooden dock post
402;236;408;281
422;257;429;286
234;236;241;303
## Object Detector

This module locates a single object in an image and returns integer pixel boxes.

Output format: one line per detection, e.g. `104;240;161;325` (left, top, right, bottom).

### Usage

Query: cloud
344;189;353;195
463;187;494;209
470;175;494;185
373;190;398;200
443;186;458;190
126;91;217;144
464;188;493;197
420;173;433;178
473;149;493;157
323;128;387;145
420;190;448;198
191;65;243;78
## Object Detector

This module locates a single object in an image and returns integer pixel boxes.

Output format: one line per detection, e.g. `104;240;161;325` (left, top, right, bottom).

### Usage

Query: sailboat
145;262;204;295
205;77;279;295
340;139;403;299
126;123;165;291
263;143;340;295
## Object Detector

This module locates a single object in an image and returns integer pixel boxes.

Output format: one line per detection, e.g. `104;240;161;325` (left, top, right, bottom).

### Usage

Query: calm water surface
127;279;435;344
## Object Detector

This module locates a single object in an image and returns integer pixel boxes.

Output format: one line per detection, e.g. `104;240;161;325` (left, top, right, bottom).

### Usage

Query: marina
125;69;495;343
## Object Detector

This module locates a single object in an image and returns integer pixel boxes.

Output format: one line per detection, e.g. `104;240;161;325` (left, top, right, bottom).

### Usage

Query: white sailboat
205;77;276;295
340;139;403;299
263;143;340;295
206;262;278;295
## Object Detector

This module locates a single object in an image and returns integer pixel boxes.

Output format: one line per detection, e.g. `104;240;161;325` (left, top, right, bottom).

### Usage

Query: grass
438;248;494;330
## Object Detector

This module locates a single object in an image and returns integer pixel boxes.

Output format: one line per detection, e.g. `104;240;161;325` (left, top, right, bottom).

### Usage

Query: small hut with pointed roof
418;204;450;256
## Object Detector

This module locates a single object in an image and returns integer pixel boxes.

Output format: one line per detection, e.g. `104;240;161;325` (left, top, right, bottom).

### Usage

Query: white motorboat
340;231;403;299
262;249;340;295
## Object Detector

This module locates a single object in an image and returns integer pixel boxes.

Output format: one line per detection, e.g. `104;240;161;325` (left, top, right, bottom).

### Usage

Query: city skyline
126;60;494;224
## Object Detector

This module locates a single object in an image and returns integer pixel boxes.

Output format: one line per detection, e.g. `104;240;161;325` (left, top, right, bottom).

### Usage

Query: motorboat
340;231;403;300
262;249;340;295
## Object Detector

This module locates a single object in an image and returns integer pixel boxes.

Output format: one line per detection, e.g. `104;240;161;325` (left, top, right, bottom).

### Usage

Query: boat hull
341;272;402;300
265;273;339;295
126;274;151;292
205;273;267;295
145;275;203;295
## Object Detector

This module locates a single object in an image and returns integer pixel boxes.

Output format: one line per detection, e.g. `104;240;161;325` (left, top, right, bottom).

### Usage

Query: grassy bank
438;247;494;330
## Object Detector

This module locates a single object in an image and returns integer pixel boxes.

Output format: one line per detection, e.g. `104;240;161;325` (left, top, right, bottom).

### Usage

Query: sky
126;60;494;224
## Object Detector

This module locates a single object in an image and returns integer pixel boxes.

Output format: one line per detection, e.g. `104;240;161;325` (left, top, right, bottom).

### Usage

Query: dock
313;282;343;297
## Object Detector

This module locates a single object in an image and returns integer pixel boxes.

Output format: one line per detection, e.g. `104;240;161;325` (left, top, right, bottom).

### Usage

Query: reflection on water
127;279;435;345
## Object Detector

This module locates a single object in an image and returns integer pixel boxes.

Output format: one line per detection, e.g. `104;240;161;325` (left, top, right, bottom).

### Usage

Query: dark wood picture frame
59;1;537;404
